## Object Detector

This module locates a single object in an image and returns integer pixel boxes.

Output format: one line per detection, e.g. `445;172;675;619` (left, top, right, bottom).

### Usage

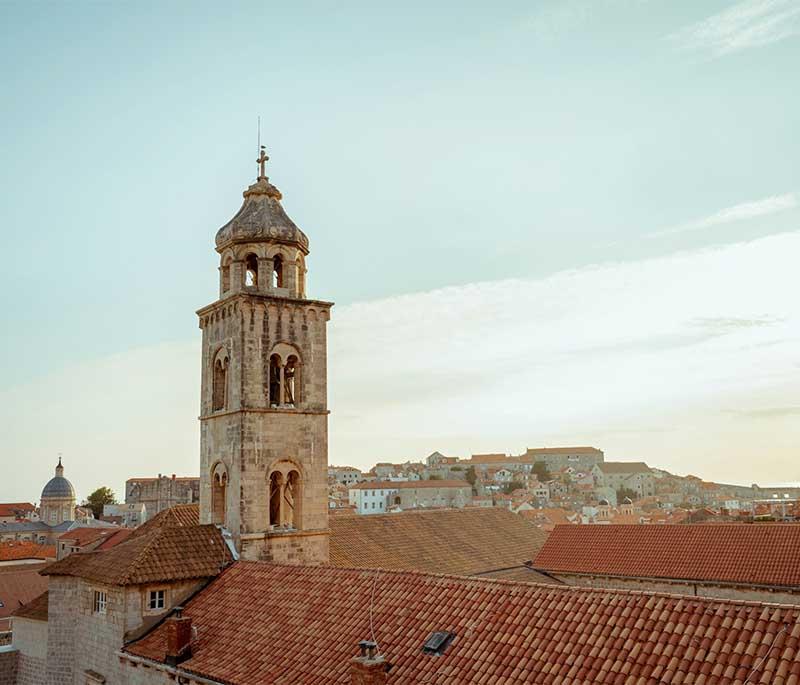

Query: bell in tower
197;147;333;564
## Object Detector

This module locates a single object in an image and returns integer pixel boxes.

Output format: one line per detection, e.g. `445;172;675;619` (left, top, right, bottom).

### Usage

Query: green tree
86;486;117;519
532;462;551;482
428;474;442;480
465;466;477;487
503;480;525;494
616;487;638;503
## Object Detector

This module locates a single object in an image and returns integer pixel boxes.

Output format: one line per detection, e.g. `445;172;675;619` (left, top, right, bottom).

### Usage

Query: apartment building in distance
348;480;472;514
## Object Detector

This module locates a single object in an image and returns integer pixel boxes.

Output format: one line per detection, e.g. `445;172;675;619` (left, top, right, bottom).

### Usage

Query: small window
148;589;165;610
93;590;107;614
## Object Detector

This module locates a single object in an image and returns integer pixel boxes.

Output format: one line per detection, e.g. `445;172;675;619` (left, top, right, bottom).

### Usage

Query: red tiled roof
0;502;36;518
57;527;120;546
42;524;231;586
130;503;199;537
126;561;800;684
534;524;800;588
349;480;469;490
0;541;56;561
0;567;48;630
12;590;48;621
329;508;547;577
96;528;134;550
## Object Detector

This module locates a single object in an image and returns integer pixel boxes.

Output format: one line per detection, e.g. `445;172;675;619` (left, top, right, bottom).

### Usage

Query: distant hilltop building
0;458;113;546
125;474;199;515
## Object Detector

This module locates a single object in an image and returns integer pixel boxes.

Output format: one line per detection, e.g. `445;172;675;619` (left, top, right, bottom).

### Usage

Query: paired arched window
212;349;229;412
268;462;302;529
211;463;228;525
245;253;259;288
221;256;232;293
268;344;302;407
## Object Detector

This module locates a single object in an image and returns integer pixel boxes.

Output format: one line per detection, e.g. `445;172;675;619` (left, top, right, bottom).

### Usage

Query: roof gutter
118;651;228;685
530;568;800;593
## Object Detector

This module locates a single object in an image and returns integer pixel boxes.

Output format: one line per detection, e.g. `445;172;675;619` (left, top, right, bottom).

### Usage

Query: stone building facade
197;151;332;564
125;476;198;515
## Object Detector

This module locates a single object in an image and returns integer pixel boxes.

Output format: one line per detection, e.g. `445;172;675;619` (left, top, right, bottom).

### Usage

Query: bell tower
198;147;332;564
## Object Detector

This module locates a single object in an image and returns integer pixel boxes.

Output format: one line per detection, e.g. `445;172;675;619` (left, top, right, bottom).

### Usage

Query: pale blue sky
1;1;799;500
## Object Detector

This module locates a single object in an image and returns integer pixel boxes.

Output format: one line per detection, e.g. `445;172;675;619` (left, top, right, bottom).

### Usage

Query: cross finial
257;145;269;180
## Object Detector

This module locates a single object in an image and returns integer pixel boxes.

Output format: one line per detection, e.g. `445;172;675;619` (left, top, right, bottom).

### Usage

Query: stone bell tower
197;146;332;564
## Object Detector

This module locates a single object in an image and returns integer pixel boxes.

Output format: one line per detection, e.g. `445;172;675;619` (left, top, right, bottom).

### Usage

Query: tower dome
41;456;75;499
212;147;310;301
40;457;76;525
214;150;309;253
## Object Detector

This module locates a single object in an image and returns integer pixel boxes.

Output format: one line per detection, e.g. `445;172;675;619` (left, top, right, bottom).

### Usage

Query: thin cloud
647;193;797;239
668;0;800;57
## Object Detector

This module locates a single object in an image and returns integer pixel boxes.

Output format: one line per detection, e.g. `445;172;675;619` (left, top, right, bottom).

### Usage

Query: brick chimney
165;606;192;666
350;640;388;685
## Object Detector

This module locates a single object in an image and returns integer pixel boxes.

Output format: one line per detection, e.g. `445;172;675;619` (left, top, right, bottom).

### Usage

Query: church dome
41;458;76;500
215;177;309;252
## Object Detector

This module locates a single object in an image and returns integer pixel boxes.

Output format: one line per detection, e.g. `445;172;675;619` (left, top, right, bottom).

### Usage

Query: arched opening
284;355;300;405
394;496;401;506
297;255;306;297
272;255;283;288
269;471;284;527
245;253;259;288
285;470;301;528
211;465;227;525
269;354;282;407
212;353;228;411
221;257;231;293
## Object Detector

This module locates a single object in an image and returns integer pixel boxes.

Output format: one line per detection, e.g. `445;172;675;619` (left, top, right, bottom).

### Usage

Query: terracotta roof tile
42;524;231;586
534;524;800;588
12;589;48;621
57;527;120;546
330;508;547;577
0;567;48;630
95;528;134;550
0;541;56;561
130;503;200;537
0;503;36;518
125;562;800;684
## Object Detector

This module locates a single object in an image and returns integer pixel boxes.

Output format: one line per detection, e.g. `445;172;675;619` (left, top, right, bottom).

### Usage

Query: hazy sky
1;0;798;501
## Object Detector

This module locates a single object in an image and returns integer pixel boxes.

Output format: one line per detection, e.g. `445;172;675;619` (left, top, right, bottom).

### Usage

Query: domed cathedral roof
41;456;76;500
214;147;309;253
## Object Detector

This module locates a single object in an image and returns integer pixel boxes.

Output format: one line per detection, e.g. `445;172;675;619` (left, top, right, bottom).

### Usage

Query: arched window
269;354;282;407
245;253;259;288
284;355;300;405
272;255;283;288
212;350;229;412
285;470;301;528
211;463;228;525
269;471;283;527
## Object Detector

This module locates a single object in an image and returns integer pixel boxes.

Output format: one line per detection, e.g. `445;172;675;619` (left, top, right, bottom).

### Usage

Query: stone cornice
199;407;330;420
196;292;333;318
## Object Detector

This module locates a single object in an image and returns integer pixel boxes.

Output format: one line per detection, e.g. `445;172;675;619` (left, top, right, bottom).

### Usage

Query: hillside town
329;448;800;526
1;142;799;684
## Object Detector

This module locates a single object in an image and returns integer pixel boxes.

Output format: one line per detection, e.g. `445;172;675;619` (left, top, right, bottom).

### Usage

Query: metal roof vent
422;631;455;656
